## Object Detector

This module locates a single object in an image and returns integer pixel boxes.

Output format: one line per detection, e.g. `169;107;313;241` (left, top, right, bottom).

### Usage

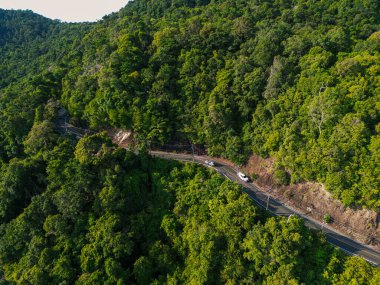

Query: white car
205;160;215;167
237;172;249;182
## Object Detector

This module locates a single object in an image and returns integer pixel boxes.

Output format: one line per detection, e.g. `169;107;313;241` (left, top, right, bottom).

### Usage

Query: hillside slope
1;1;380;283
0;9;91;88
1;0;380;207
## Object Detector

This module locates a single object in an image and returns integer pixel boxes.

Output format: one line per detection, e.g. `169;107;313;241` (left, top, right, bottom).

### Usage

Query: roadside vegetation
0;0;380;283
1;130;380;284
1;0;380;209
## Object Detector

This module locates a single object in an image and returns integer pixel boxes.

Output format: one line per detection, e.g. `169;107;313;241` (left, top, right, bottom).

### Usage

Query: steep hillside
64;0;380;209
1;1;380;283
0;9;91;88
1;1;380;206
1;131;380;284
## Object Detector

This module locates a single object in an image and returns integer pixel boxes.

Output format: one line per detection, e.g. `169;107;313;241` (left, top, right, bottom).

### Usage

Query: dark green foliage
1;0;380;283
0;9;91;89
2;0;380;208
0;133;378;284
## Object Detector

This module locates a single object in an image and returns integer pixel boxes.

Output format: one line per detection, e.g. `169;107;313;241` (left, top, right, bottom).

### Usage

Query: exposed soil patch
107;129;134;148
106;129;380;250
243;154;380;249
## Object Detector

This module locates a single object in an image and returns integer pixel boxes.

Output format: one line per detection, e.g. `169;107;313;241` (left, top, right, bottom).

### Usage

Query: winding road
151;151;380;266
59;123;380;266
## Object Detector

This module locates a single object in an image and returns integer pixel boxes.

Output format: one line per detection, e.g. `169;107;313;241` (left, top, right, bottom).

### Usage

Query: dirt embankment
243;154;380;249
106;129;380;249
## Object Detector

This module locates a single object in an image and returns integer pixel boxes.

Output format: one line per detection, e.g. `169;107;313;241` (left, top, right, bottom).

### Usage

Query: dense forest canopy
0;0;380;283
0;128;379;284
0;9;91;88
1;0;380;209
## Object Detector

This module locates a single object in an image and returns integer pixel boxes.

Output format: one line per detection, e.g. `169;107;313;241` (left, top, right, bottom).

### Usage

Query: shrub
323;214;332;224
251;173;258;180
274;169;290;185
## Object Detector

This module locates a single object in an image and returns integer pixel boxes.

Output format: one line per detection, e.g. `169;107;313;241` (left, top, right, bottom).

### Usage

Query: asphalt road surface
151;151;380;266
58;123;380;266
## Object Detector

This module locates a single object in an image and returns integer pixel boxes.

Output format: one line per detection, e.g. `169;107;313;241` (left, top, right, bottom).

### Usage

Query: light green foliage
324;214;332;224
74;132;114;165
24;120;58;156
274;168;290;185
1;131;378;283
1;0;380;283
3;0;380;208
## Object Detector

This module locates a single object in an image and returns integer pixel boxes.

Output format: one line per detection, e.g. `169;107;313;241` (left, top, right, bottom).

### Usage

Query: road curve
151;151;380;266
58;124;380;266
